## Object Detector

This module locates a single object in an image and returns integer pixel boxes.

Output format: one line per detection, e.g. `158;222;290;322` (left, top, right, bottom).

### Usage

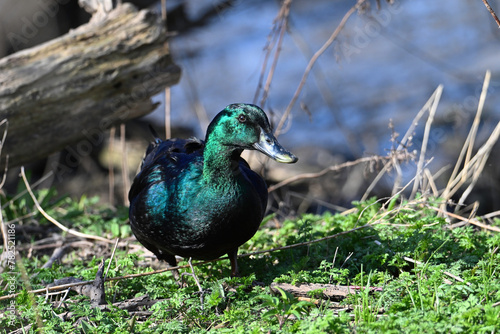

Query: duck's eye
237;114;247;123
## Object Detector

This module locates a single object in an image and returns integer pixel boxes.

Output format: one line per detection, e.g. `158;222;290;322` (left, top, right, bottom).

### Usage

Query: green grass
1;191;500;333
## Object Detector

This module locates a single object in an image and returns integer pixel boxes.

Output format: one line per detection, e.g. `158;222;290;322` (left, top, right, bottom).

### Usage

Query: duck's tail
138;125;163;169
148;124;163;146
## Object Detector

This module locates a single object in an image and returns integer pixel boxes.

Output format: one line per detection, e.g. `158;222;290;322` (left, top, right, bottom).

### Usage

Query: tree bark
0;3;181;168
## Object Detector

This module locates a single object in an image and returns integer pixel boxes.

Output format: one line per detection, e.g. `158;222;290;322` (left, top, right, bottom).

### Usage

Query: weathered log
0;3;181;168
270;282;355;301
270;282;385;302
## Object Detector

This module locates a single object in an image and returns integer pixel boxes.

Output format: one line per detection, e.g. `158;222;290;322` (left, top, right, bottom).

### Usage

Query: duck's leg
228;249;240;277
138;239;181;280
158;253;180;281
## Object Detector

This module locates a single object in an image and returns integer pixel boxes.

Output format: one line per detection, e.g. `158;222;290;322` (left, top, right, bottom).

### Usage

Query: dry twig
275;0;366;137
161;0;172;140
482;0;500;28
410;85;442;199
120;124;130;206
104;238;120;280
362;85;441;201
20;167;114;244
254;0;292;108
268;154;407;193
0;119;9;263
41;246;70;269
402;256;470;286
108;126;116;205
440;71;497;210
430;206;500;233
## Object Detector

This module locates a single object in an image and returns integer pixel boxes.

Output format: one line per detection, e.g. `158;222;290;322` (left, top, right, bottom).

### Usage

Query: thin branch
0;196;7;268
402;256;470;286
430;205;500;232
423;168;439;197
259;0;292;108
253;1;287;105
41;246;70;269
1;170;54;210
366;169;434;226
457;121;500;206
410;84;442;199
20;167;114;244
108;126;116;205
104;238;120;281
253;22;278;105
164;87;171;139
162;0;172;139
441;71;491;204
268;154;398;193
274;0;366;137
362;160;393;202
442;120;500;207
482;0;500;28
120;123;130;206
0;119;7;254
161;0;167;22
0;119;8;189
482;210;500;220
464;71;490;175
395;84;442;155
360;150;418;202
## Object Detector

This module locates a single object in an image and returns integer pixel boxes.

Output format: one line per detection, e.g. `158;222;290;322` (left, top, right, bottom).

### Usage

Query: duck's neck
202;140;242;185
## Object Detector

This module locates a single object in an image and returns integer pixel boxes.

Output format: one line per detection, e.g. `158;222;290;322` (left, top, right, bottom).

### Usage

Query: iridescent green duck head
205;103;298;163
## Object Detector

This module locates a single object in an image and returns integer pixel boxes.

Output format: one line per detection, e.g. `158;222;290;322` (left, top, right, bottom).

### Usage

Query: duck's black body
129;137;267;266
128;104;297;276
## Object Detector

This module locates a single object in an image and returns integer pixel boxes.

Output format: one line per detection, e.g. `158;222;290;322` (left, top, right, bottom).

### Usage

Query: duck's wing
238;158;268;214
129;137;204;202
141;135;203;168
128;136;205;263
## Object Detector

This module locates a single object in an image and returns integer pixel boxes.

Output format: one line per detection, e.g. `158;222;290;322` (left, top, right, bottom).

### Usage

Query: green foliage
1;193;500;333
258;287;314;329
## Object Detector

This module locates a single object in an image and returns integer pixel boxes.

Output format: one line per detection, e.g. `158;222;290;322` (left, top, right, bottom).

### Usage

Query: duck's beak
252;128;298;163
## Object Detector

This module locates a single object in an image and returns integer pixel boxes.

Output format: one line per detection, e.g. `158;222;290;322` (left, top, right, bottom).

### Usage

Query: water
150;0;499;147
146;0;500;211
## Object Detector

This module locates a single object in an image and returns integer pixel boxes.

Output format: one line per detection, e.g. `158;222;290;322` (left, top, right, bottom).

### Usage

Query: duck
128;103;298;277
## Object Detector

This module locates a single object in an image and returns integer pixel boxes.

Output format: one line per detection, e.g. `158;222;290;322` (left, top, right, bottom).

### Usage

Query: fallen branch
0;3;181;168
54;295;162;321
270;282;360;301
41;246;70;269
